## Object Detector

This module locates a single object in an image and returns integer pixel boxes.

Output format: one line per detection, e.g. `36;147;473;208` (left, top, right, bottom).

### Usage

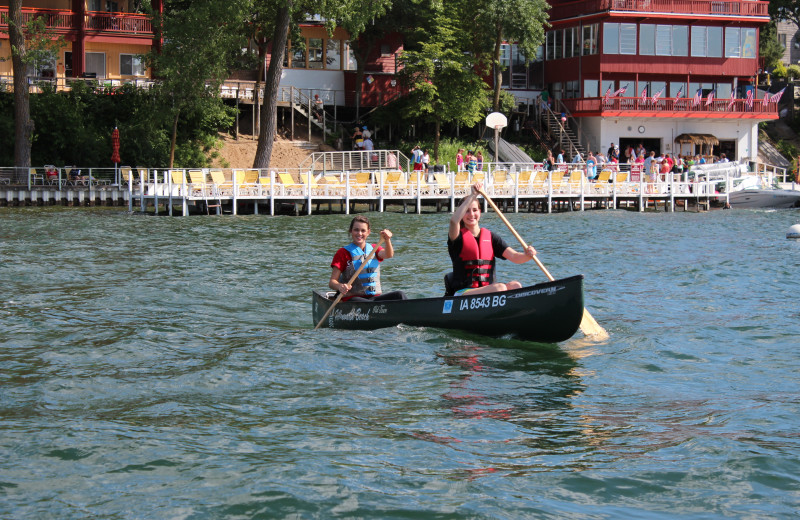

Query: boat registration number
461;294;506;311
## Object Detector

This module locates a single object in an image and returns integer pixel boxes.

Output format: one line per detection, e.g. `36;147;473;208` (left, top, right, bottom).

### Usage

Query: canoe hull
312;275;585;343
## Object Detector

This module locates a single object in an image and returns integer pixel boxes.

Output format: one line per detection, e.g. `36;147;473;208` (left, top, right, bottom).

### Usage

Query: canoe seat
443;272;456;297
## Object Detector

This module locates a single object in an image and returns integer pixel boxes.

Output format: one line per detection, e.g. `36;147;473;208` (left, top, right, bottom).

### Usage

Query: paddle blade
579;308;609;340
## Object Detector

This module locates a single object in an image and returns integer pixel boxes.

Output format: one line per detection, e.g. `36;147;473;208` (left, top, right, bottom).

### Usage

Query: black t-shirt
447;229;510;290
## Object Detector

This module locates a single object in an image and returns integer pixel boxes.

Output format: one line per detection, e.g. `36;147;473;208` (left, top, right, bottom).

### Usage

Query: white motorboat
724;175;800;209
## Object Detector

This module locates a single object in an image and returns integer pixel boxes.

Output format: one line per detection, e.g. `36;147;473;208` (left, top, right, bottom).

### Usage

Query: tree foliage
399;6;490;161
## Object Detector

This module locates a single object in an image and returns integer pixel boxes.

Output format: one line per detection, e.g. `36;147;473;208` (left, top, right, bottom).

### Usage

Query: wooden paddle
315;237;386;330
477;189;609;339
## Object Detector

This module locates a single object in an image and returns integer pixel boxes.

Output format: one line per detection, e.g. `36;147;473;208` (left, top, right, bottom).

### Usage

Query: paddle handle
478;189;555;281
315;237;385;330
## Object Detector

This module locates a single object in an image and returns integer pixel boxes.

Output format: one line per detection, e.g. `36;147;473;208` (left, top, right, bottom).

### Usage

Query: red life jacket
459;227;494;288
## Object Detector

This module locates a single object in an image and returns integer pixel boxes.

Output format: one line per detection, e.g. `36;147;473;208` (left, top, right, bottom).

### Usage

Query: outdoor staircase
543;105;587;159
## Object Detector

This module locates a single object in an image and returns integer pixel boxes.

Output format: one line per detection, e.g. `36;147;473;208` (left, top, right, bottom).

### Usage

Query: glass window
584;79;598;97
512;44;526;66
583;24;598;55
120;54;144;76
640;24;655;55
554;29;563;59
326;39;341;69
500;43;511;66
601;79;614;96
566;80;580;98
571;27;581;57
85;52;105;78
619;24;637;54
691;26;707;57
564;28;573;58
603;23;619;54
742;28;756;58
708;27;722;57
716;82;732;98
656;25;672;56
620;80;635;96
673;26;688;56
650;81;666;98
308;38;323;69
725;27;740;58
546;31;555;60
344;41;356;70
670;82;686;97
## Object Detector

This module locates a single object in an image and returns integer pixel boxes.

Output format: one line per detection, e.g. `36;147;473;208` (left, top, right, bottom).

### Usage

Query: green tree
479;0;549;112
760;21;786;74
147;0;247;167
770;0;800;30
3;1;66;167
399;7;490;161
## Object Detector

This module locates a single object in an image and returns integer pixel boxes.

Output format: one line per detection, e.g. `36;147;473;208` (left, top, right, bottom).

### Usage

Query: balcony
549;0;769;21
0;8;152;36
562;96;778;119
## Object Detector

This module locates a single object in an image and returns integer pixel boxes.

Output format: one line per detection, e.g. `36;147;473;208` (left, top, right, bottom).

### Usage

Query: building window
326;39;341;69
570;27;581;58
500;43;511;66
86;52;106;78
670;81;686;97
546;31;556;60
554;29;563;59
120;54;145;76
64;51;73;77
603;23;636;55
672;26;688;56
725;27;741;58
344;41;356;70
380;44;391;56
582;24;598;55
691;26;722;58
640;24;655;55
564;27;574;58
742;28;756;58
308;38;323;69
583;79;598;97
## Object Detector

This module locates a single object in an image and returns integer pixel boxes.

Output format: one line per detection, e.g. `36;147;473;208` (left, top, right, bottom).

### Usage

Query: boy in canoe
329;215;407;302
447;182;537;296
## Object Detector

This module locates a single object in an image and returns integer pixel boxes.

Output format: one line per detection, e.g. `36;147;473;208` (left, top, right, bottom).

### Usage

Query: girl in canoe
446;182;537;296
329;215;407;302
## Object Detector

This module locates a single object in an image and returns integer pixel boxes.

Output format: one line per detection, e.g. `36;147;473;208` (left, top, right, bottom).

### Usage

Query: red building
539;0;774;160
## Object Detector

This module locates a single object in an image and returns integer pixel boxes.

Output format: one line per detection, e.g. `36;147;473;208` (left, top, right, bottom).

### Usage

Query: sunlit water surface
2;206;800;519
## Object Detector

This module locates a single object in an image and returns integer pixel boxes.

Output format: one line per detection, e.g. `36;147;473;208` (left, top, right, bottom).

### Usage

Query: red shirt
331;244;384;300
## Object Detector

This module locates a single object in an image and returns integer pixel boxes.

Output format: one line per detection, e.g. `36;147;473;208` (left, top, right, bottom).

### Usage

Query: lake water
2;206;800;519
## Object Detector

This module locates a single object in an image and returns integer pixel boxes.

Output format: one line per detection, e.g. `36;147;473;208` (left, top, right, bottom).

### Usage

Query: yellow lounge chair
408;171;430;195
187;170;207;196
278;172;302;195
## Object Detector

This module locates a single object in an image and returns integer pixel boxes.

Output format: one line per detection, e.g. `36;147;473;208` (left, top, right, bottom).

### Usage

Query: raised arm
449;182;482;240
377;229;394;260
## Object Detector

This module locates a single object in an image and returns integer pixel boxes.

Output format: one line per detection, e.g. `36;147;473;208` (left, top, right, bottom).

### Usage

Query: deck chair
187;170;208;196
472;172;485;184
351;171;373;196
568;170;584;194
454;171;470;195
320;175;345;196
381;171;406;195
592;170;612;194
29;168;43;185
136;167;148;185
209;169;233;196
515;170;533;194
169;169;186;185
530;171;548;194
408;171;430;195
549;171;566;193
120;166;133;187
278;173;302;195
299;171;323;195
434;173;451;195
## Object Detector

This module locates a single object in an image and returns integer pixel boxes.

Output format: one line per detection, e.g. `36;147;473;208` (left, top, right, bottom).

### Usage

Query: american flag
762;91;770;107
770;87;786;103
692;88;702;107
651;86;665;103
705;90;715;106
727;90;736;111
603;86;613;103
675;87;684;99
641;86;648;104
615;83;629;97
746;88;753;108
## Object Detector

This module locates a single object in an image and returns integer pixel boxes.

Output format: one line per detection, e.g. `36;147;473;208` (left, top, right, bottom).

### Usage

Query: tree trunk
253;36;268;138
492;28;503;112
10;0;33;168
169;109;179;168
253;2;292;169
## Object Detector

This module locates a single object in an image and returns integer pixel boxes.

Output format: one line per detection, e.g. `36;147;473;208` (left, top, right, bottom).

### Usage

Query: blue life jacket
341;243;381;296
